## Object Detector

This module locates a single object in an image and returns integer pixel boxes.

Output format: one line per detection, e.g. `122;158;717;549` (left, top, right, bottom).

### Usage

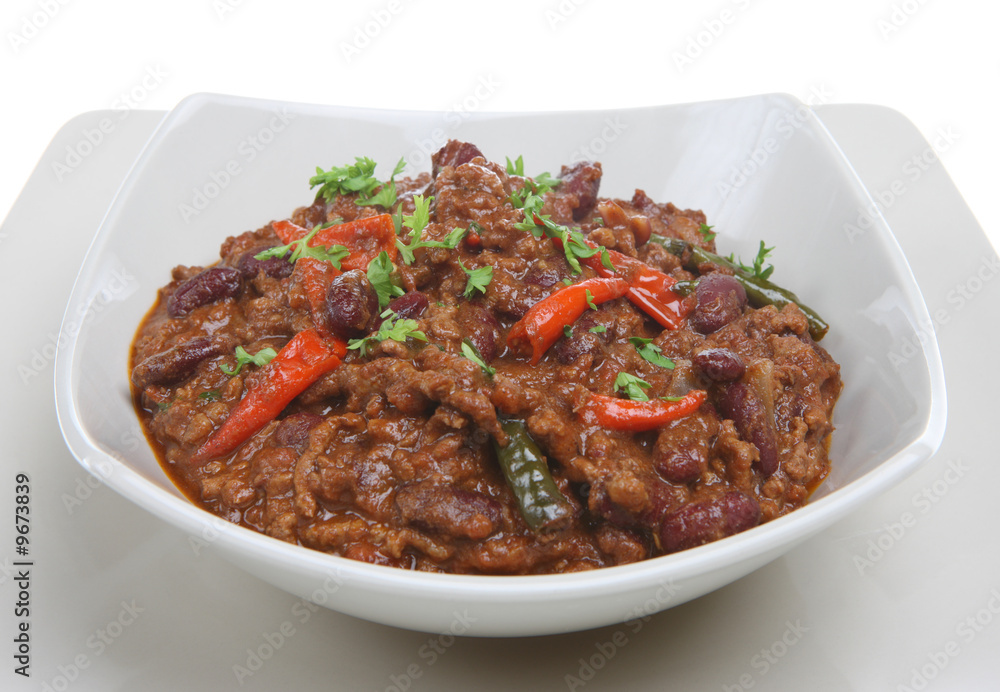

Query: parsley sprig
310;157;406;208
729;241;775;280
396;195;467;265
255;222;350;267
511;186;612;274
367;251;404;309
460;338;495;377
628;337;675;369
614;372;652;401
347;309;427;357
460;261;493;298
220;346;277;376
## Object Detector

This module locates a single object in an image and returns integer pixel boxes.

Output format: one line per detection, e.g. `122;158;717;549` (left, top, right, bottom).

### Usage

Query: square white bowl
55;93;946;636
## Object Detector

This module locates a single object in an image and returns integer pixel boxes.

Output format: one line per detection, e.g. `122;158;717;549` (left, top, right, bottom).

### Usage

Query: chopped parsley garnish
367;251;404;309
729;241;775;280
563;325;573;338
198;390;221;400
628;337;675;369
310;157;406;208
588;325;607;334
511;184;612;275
585;289;597;311
347;309;427;357
614;372;651;402
220;345;277;376
698;223;717;242
461;338;495;377
396;195;467;265
460;261;493;298
254;221;350;267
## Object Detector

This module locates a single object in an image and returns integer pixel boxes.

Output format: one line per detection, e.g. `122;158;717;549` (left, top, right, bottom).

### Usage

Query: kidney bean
396;481;502;540
558;161;602;221
167;267;242;318
386;291;429;320
655;443;707;485
273;412;324;451
689;273;747;334
455;303;501;362
717;362;778;476
131;337;224;389
323;269;379;339
431;141;484;178
659;491;761;553
692;348;746;382
237;248;294;281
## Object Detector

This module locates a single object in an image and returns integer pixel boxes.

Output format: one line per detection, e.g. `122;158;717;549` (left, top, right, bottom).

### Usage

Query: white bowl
54;93;946;636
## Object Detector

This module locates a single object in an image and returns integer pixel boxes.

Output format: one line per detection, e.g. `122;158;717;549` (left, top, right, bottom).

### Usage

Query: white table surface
0;100;997;691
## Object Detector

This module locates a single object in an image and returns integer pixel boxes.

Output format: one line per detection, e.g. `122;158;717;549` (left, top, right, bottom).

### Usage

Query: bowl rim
53;91;948;607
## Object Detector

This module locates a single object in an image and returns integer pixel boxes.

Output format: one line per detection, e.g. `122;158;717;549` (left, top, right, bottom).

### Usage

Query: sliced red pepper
292;257;340;331
272;215;397;271
550;235;692;330
581;389;707;432
507;276;630;364
190;329;345;464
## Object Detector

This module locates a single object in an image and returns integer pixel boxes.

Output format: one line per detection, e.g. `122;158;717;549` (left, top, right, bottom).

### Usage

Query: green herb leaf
585;289;597;311
367;251;404;309
729;240;775;280
628;337;675;369
255;222;350;268
461;338;495;377
311;157;405;208
698;223;717;242
588;325;607;334
220;345;277;376
396;195;467;264
347;309;427;357
614;372;651;402
460;261;493;298
198;390;221;400
563;325;573;338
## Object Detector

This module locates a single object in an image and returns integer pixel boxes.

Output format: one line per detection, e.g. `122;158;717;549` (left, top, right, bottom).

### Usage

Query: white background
1;0;997;252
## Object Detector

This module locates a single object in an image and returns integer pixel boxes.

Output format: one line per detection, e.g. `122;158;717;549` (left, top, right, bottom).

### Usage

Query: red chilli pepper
273;215;397;271
191;329;345;464
551;236;692;330
507;276;630;364
292;257;340;330
581;390;707;432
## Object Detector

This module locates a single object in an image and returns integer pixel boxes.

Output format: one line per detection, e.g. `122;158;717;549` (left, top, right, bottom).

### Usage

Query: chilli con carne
130;141;841;575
